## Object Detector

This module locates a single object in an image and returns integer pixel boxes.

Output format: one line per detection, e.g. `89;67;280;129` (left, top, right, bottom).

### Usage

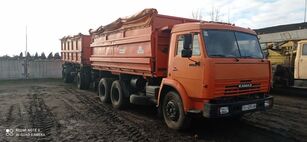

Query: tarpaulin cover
90;8;158;34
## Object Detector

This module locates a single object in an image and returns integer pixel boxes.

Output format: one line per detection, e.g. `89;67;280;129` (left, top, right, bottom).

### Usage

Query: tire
62;68;65;80
162;91;190;130
110;80;128;109
63;68;73;83
77;69;90;90
98;78;113;103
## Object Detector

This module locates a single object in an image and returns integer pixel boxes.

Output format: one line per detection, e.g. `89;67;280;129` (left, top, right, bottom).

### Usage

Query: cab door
296;43;307;79
170;33;204;98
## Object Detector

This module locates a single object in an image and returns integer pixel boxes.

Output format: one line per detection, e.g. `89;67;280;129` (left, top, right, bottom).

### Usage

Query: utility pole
305;0;307;22
24;25;28;79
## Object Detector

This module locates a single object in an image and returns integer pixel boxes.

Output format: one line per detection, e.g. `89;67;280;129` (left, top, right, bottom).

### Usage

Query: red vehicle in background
60;34;92;89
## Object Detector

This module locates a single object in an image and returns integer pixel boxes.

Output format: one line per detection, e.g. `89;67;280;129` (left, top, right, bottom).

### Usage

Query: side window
303;44;307;55
192;34;200;56
176;34;200;56
176;35;184;56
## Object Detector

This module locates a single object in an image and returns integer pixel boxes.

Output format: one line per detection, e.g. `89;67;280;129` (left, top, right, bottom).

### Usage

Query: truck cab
159;22;273;129
295;40;307;80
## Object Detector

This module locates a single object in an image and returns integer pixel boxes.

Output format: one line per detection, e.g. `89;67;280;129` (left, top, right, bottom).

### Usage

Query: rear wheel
110;80;128;109
98;78;113;103
63;68;73;83
77;68;91;90
162;91;190;130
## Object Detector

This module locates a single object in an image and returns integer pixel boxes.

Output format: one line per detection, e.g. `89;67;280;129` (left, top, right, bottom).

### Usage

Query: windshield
203;30;263;58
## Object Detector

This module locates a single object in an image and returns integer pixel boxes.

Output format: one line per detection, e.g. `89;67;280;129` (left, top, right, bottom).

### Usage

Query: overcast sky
0;0;305;56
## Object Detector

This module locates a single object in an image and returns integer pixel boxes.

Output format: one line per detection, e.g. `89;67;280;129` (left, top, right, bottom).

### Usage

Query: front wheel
162;91;190;130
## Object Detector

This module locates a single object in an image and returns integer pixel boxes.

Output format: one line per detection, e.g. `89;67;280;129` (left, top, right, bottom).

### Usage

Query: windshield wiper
210;54;240;61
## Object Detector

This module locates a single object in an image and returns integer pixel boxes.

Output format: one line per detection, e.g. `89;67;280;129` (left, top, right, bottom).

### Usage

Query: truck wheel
77;72;90;90
63;69;73;83
110;80;128;109
162;91;190;130
77;70;90;90
98;78;113;103
62;68;65;80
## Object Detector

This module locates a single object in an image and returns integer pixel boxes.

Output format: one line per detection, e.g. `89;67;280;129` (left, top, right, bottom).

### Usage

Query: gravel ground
0;79;306;142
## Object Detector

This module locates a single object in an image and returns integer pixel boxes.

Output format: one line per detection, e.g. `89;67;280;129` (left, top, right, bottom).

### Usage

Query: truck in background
61;9;273;130
256;23;307;88
60;34;92;89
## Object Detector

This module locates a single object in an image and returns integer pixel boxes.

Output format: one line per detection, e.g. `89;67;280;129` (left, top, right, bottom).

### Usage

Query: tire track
28;86;60;142
64;88;149;142
5;105;15;123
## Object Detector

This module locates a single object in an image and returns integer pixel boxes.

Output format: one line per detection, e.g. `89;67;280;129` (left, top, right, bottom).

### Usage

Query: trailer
62;9;273;130
60;33;92;89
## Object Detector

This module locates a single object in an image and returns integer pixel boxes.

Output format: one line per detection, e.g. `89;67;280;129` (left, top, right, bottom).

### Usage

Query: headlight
220;106;229;114
265;100;270;107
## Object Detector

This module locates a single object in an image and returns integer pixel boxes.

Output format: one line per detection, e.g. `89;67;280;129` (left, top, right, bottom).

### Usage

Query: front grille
214;79;269;96
224;83;261;95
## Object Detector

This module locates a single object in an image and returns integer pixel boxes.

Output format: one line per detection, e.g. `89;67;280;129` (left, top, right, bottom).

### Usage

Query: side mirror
181;49;192;58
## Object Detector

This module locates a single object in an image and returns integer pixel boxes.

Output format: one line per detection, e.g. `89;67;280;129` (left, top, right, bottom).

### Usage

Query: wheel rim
112;87;120;103
165;100;179;121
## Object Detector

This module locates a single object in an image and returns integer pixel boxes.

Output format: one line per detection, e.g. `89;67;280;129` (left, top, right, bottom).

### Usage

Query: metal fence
0;59;62;80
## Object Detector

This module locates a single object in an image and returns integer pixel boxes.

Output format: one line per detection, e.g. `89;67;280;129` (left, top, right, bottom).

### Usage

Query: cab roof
172;22;256;35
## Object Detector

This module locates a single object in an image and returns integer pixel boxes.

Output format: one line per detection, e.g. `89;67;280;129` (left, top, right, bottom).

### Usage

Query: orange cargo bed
61;34;91;65
90;9;198;77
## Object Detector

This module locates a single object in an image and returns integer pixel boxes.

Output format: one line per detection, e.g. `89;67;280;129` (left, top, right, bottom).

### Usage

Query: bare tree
209;7;222;22
192;9;204;20
192;7;224;22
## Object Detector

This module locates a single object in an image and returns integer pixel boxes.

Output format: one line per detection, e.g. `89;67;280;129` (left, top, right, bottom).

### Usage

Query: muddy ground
0;79;306;142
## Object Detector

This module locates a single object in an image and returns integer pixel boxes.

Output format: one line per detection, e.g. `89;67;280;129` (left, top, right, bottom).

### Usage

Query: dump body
61;34;92;65
90;9;197;77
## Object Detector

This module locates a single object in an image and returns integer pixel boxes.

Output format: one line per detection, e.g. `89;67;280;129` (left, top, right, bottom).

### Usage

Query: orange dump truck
62;9;273;130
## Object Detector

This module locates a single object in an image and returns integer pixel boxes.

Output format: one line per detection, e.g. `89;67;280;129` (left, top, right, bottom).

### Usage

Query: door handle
173;67;178;71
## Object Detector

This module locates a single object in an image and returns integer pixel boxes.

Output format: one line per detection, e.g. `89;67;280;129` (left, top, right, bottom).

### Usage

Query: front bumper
203;96;273;118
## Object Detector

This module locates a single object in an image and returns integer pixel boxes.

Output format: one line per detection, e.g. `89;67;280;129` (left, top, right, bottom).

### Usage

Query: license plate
242;103;257;111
